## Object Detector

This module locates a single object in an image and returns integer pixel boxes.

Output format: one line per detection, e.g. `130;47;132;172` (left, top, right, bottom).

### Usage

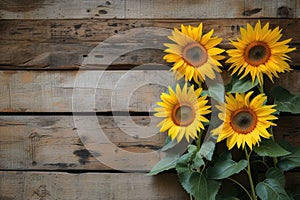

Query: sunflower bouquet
149;21;300;200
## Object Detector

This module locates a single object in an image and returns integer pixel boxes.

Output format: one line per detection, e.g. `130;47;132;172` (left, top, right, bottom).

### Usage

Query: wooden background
0;0;300;199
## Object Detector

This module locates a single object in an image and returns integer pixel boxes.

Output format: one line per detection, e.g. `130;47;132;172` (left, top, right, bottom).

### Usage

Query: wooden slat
0;70;177;112
0;171;188;200
245;0;298;18
0;115;298;171
2;19;299;43
0;70;299;113
0;0;298;19
0;115;166;171
0;19;299;69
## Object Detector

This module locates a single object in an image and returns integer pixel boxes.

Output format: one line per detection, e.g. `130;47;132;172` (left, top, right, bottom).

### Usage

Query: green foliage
207;83;225;102
272;86;300;114
148;141;192;175
277;141;300;171
254;138;291;157
266;167;285;186
256;178;290;200
189;172;221;200
161;136;177;151
178;170;221;200
207;151;248;180
148;152;180;175
198;140;215;161
226;74;258;93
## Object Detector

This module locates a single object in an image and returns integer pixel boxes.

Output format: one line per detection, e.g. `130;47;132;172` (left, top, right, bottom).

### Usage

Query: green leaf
198;140;216;161
188;144;197;153
266;167;285;186
149;139;190;175
254;138;291;157
207;83;225;102
277;141;300;171
272;86;300;114
178;170;193;195
148;152;180;175
192;153;205;169
207;151;247;180
256;178;291;200
161;136;177;151
181;171;221;200
175;145;198;173
226;74;258;93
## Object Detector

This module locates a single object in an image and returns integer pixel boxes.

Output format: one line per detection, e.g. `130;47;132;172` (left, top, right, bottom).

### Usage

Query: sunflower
212;91;277;150
163;23;225;84
154;83;211;142
227;20;296;86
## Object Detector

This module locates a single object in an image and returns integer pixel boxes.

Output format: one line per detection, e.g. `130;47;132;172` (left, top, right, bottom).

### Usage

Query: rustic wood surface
0;171;189;200
0;115;298;171
0;116;300;171
1;0;300;199
0;70;177;112
0;70;299;112
0;0;298;19
0;19;299;69
0;115;165;171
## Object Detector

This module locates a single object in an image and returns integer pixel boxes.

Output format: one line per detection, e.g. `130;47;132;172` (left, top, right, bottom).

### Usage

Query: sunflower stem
196;131;202;151
189;194;193;200
269;127;278;166
227;177;252;200
245;148;257;200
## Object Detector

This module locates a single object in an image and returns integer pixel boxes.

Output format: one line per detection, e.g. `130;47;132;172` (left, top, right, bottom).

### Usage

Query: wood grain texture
0;70;176;112
0;114;299;171
0;171;188;200
0;70;299;113
0;0;298;19
0;115;166;171
1;19;299;69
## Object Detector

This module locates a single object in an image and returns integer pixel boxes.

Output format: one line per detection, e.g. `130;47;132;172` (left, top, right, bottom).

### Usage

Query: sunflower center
172;103;195;127
244;41;271;66
230;108;257;134
182;42;208;67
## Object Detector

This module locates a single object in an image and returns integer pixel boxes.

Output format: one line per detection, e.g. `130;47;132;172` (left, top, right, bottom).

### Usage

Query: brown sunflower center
172;103;195;127
182;42;208;67
244;41;271;66
230;108;257;134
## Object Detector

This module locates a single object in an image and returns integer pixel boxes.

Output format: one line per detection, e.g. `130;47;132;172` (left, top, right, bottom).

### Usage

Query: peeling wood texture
0;19;299;69
0;172;188;200
0;0;299;19
0;70;299;112
0;115;298;171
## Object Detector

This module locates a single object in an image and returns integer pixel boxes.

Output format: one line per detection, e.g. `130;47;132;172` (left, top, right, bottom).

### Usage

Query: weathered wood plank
0;171;188;200
0;115;298;171
245;0;297;18
0;70;176;112
0;115;166;171
0;70;299;113
0;0;298;19
1;19;299;69
2;19;299;43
